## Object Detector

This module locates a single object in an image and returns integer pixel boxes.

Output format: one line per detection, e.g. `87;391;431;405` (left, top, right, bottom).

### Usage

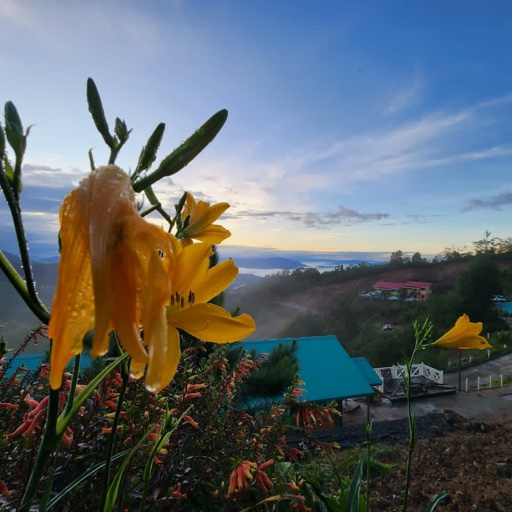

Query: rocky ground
369;415;512;511
291;391;512;510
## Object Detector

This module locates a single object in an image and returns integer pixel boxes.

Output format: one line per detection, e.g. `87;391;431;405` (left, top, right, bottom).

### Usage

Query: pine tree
238;340;300;399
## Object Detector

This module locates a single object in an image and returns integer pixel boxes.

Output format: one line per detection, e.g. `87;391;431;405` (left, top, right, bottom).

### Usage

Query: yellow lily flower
49;165;255;393
431;314;491;350
179;192;231;246
144;236;256;392
48;165;173;390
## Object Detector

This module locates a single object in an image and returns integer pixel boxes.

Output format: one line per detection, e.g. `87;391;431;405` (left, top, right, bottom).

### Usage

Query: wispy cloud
22;164;87;188
236;204;389;228
385;70;424;115
282;90;512;194
286;110;473;187
463;191;512;211
405;214;444;223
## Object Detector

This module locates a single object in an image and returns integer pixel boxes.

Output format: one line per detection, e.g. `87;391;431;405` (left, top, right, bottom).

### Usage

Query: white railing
373;363;443;392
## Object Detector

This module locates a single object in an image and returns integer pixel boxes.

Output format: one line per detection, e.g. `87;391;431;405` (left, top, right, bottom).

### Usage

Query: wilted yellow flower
179;192;231;246
48;165;173;389
144;236;255;392
431;314;491;350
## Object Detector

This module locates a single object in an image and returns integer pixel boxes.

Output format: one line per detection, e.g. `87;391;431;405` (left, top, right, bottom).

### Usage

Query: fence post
489;375;492;389
477;376;480;391
465;378;468;393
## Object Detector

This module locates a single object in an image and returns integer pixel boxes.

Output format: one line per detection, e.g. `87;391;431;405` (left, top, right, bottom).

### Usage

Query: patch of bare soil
369;416;512;511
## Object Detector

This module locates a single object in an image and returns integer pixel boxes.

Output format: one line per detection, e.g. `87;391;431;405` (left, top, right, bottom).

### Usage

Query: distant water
497;302;512;314
237;258;387;277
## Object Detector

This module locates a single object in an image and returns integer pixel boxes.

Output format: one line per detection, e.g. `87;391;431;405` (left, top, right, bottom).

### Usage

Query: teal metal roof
237;335;375;402
351;357;382;387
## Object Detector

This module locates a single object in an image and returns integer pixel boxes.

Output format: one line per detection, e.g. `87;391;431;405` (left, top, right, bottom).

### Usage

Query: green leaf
87;78;115;148
302;476;342;512
3;156;14;183
56;353;129;437
2;156;21;193
424;491;449;512
46;451;128;510
132;109;228;192
0;122;5;156
343;460;363;512
104;429;153;512
134;122;165;176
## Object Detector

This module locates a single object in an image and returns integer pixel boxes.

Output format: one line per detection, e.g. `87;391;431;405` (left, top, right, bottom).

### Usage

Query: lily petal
171;241;212;296
49;165;173;390
170;303;256;343
192;259;238;304
146;327;181;393
48;190;94;390
190;224;231;245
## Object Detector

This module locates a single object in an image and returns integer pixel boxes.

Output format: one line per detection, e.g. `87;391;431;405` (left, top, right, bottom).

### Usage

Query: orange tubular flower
48;165;173;390
0;480;10;498
431;314;491;350
179;192;231;246
228;460;257;495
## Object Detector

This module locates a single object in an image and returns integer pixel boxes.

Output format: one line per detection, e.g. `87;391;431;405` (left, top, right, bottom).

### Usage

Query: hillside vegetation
227;252;512;368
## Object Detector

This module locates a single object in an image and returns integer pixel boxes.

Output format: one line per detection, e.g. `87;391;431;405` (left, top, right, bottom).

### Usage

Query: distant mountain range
227;257;304;270
1;251;59;286
0;246;393;351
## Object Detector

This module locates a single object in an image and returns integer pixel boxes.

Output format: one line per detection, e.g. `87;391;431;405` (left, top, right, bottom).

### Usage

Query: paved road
443;352;512;390
343;353;512;425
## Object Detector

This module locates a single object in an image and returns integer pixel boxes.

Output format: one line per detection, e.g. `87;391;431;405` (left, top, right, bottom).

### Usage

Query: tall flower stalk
400;318;432;512
400;313;490;511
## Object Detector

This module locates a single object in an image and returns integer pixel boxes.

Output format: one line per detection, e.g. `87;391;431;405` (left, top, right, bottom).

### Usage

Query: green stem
108;147;120;165
365;421;372;511
63;354;82;417
56;353;129;437
140;185;173;226
402;360;414;512
12;152;22;203
19;388;60;512
0;171;50;323
100;362;129;511
0;249;47;321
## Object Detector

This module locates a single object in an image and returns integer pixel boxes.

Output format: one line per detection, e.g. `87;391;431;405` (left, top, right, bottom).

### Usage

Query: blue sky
1;0;512;261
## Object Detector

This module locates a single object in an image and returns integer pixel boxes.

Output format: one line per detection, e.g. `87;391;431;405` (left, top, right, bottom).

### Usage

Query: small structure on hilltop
373;281;403;299
373;280;432;300
237;335;382;426
403;280;432;301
